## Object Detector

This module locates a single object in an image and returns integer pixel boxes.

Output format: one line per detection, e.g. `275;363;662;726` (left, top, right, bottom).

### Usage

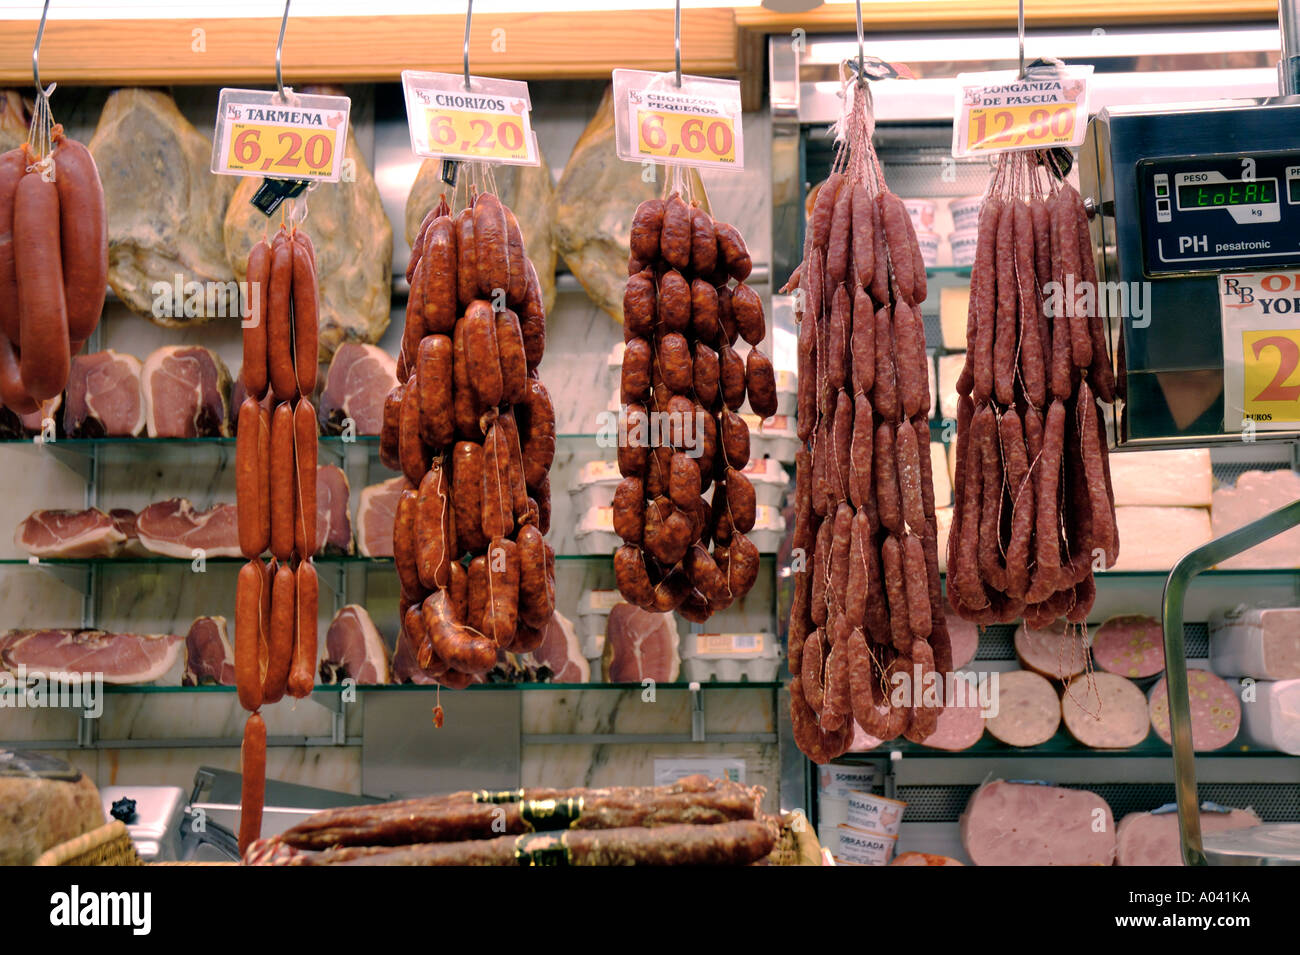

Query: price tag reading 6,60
612;69;744;171
635;109;736;165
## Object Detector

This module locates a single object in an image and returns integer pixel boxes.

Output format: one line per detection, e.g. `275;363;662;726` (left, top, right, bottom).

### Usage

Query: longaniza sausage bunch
784;80;951;763
0;123;107;414
613;179;775;622
234;219;321;854
382;181;556;690
947;151;1118;638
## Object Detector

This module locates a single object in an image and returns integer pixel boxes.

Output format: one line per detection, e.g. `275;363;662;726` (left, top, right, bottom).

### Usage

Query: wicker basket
34;820;142;866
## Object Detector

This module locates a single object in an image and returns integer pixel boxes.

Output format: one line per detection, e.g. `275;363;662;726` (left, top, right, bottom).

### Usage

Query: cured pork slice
961;780;1116;866
225;112;391;361
89;89;237;324
1116;808;1260;866
0;628;183;683
63;350;146;437
390;629;440;685
600;603;680;682
316;465;353;555
526;612;589;683
15;508;125;558
983;670;1060;747
1148;669;1241;751
109;508;148;557
141;345;232;437
318;344;397;436
319;605;389;685
182;615;235;686
1092;614;1164;679
135;499;240;558
1061;672;1149;749
355;476;410;557
1014;620;1088;681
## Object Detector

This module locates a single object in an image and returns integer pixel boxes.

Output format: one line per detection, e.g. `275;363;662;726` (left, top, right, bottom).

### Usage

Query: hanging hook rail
464;0;474;91
276;0;291;101
32;0;51;96
855;0;866;87
674;0;682;88
1017;0;1026;78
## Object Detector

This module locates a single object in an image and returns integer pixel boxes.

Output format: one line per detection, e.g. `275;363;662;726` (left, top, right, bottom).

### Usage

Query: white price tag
210;88;350;182
1219;271;1300;430
951;65;1091;158
612;68;743;171
401;71;538;166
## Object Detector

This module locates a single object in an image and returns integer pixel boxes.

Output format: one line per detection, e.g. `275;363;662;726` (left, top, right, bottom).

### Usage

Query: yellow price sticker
1242;329;1300;423
634;109;736;164
224;122;338;178
966;102;1078;153
424;107;529;161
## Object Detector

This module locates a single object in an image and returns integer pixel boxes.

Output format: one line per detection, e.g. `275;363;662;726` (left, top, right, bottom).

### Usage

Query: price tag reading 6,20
951;66;1092;158
211;88;351;182
612;69;744;172
401;71;539;167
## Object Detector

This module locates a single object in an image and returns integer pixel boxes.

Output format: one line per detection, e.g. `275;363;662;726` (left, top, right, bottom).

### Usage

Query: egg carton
679;631;780;683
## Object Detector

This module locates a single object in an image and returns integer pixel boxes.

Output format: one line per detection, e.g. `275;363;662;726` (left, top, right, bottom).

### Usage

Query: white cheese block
1211;470;1300;570
937;353;964;421
1110;506;1212;571
1240;679;1300;754
1209;606;1300;680
940;286;970;350
930;441;952;508
1108;449;1212;507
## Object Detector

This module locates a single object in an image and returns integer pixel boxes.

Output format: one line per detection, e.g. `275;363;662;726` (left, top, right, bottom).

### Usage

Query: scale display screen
1176;179;1276;208
1139;151;1300;276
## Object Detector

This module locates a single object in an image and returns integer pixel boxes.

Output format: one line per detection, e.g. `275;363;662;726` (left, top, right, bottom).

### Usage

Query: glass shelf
926;266;972;277
836;728;1284;759
100;680;782;695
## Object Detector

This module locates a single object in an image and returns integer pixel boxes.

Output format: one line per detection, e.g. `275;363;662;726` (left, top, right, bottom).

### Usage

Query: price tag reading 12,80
210;88;351;182
401;71;538;166
951;66;1091;158
612;69;743;171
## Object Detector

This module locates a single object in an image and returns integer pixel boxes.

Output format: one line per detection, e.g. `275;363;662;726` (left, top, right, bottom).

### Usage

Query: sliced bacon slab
182;615;235;686
135;498;240;558
0;628;183;683
318;343;397;436
64;350;146;437
141;345;232;438
15;508;125;558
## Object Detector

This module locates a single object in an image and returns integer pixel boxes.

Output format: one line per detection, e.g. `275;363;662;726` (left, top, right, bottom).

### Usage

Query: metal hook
464;0;473;92
674;0;682;88
855;0;866;88
32;0;50;95
1017;0;1026;79
276;0;291;102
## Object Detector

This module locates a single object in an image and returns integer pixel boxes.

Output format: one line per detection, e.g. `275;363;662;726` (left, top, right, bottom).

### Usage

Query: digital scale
1080;98;1300;446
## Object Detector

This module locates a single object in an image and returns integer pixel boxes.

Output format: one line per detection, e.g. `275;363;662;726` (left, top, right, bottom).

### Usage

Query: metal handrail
1161;496;1300;865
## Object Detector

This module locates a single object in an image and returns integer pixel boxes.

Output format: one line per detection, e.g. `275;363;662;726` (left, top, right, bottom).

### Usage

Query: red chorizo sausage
235;559;265;712
13;170;70;400
242;239;271;400
291;232;318;396
263;561;295;703
287;560;318;698
266;237;296;403
238;712;266;854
